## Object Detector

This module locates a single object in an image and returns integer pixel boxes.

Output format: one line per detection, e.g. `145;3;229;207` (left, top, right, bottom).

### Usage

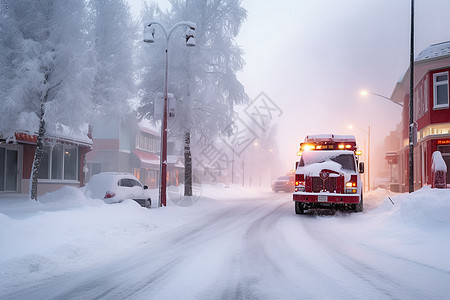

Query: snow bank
39;185;104;208
370;186;450;226
396;186;450;225
0;188;159;290
314;186;450;277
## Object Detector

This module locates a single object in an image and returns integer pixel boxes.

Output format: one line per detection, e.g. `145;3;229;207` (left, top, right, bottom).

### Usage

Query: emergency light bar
300;142;357;151
298;134;358;154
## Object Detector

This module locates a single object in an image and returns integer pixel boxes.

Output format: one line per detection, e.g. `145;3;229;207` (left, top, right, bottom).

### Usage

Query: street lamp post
143;21;196;207
349;125;371;191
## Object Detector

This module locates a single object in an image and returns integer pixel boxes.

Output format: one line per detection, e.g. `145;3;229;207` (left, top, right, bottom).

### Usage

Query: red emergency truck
293;134;365;214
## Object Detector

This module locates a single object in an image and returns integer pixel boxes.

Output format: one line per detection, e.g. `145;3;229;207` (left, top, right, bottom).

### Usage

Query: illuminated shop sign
437;139;450;145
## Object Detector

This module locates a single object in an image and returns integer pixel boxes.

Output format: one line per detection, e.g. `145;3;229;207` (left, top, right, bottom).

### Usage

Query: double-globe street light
143;21;196;207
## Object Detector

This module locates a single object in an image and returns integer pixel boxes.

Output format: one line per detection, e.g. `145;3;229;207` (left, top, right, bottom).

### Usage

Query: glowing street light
143;20;196;207
360;90;403;107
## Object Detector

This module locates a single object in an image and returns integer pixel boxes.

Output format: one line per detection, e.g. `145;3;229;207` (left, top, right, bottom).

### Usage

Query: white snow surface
0;185;450;299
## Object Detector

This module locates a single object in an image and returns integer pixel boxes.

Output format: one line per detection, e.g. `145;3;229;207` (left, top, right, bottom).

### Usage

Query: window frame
433;71;449;109
0;146;20;192
38;144;79;183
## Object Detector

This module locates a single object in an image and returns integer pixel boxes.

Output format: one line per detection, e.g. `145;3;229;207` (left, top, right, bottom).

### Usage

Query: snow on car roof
85;172;138;199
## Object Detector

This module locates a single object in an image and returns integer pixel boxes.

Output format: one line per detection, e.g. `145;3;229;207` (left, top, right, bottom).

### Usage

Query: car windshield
299;151;356;171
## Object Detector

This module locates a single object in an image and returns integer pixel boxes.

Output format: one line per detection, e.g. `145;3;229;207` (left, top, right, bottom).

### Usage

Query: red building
388;41;450;191
0;129;92;196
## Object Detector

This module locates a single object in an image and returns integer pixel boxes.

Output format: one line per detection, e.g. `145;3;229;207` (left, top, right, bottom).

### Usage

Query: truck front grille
312;177;337;193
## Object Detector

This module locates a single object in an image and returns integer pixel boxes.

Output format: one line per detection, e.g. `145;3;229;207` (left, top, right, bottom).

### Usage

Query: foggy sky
129;0;450;179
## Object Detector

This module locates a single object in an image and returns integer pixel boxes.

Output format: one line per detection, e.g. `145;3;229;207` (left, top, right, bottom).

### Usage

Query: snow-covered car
85;172;152;208
272;176;295;193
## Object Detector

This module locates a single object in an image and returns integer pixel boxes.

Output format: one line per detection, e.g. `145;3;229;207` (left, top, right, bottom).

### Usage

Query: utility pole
409;0;415;193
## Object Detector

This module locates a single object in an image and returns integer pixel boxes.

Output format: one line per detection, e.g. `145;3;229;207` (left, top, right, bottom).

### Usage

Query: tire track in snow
214;196;355;299
302;217;447;299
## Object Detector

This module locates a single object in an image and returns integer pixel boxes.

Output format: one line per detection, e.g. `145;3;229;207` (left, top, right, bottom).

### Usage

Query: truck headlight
345;188;357;194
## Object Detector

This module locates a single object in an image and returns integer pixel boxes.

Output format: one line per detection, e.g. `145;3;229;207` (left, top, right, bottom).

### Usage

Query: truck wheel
295;201;305;214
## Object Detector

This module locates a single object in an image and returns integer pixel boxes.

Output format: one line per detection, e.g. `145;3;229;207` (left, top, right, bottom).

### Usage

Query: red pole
160;47;169;207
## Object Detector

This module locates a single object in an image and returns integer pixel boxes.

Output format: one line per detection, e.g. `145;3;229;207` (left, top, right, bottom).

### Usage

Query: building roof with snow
391;41;450;103
415;41;450;62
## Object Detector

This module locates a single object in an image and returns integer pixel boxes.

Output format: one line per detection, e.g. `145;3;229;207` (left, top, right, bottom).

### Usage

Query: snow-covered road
1;186;450;299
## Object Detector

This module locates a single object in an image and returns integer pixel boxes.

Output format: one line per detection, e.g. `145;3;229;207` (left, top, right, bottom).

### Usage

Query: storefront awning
132;149;160;168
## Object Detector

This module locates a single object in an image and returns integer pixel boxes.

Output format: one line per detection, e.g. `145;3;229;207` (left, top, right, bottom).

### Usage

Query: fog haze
129;0;450;183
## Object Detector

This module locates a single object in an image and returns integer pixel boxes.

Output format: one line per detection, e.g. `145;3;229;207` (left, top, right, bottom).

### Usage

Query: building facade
388;41;450;191
0;130;92;196
86;117;184;189
131;125;161;188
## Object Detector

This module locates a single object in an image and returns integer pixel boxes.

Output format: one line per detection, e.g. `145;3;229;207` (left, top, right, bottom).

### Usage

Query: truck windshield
299;152;356;171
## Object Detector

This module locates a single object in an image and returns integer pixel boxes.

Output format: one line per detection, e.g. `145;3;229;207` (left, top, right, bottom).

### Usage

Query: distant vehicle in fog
272;175;295;193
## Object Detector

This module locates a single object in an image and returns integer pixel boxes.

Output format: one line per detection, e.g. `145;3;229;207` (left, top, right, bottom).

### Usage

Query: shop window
0;147;18;191
64;147;78;180
134;168;140;180
437;145;450;186
38;144;78;181
6;150;18;190
433;72;449;109
51;145;63;179
136;133;159;153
